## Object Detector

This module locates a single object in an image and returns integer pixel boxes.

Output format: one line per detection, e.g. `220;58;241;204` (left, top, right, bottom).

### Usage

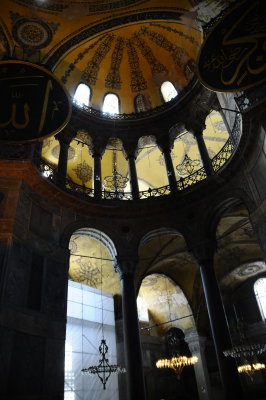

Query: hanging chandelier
103;150;128;191
176;154;201;177
81;339;126;389
156;355;198;379
223;343;266;379
223;310;266;379
155;279;198;379
81;235;126;389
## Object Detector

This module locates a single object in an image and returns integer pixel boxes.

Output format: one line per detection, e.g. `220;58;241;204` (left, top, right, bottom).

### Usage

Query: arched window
102;93;119;114
161;81;178;102
73;83;90;107
254;278;266;320
134;94;149;112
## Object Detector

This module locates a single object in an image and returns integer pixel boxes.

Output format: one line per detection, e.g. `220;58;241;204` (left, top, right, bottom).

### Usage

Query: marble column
117;257;146;400
162;147;178;194
185;331;212;400
93;153;102;200
55;130;75;187
127;155;139;200
199;257;243;400
193;130;214;176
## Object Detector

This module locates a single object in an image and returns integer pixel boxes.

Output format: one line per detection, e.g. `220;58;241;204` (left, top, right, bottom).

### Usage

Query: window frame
102;92;120;115
160;81;178;103
254;277;266;321
73;82;91;107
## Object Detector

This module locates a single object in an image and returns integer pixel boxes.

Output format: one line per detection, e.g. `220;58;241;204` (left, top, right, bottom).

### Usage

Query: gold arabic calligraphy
0;79;56;132
203;1;266;88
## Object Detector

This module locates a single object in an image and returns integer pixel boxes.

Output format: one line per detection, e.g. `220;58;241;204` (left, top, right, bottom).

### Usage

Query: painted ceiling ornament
51;145;75;160
73;160;93;184
150;23;200;47
133;32;168;75
61;35;105;84
105;37;125;90
141;26;190;71
82;34;115;86
11;12;59;50
176;154;201;177
73;257;101;287
14;0;146;14
126;38;147;92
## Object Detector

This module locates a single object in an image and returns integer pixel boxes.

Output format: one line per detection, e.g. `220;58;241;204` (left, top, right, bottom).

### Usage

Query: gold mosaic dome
0;0;210;113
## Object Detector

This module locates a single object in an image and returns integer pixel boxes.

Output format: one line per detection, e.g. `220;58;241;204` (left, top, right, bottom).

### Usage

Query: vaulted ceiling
0;0;234;113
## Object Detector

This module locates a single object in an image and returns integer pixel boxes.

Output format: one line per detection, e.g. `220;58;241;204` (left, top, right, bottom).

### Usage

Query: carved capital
156;136;173;153
115;255;138;278
185;331;207;353
91;137;108;157
55;127;75;146
189;239;216;266
122;139;139;159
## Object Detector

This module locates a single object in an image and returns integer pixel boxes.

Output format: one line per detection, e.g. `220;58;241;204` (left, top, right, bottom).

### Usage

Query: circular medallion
238;263;263;277
13;19;52;49
51;145;75;160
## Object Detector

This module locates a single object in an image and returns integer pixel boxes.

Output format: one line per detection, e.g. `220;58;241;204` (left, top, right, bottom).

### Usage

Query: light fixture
237;362;265;377
81;339;126;389
176;154;201;177
81;234;126;389
223;343;266;379
155;277;198;379
156;355;198;379
103;150;128;191
223;309;266;379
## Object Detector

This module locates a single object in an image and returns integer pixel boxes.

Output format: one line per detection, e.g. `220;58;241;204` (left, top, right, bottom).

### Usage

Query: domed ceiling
0;0;234;113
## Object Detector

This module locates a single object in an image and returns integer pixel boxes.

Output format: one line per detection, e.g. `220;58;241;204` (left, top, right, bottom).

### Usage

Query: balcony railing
36;113;241;202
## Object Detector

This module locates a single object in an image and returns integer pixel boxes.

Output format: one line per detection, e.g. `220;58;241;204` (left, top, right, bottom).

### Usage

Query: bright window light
73;83;90;107
161;81;178;102
254;278;266;320
102;93;119;114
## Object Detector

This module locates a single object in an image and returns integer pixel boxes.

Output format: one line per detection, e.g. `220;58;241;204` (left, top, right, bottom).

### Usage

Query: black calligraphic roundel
197;0;266;92
0;60;72;142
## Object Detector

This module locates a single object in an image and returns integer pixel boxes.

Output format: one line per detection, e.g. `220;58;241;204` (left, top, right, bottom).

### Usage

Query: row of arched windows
73;81;178;114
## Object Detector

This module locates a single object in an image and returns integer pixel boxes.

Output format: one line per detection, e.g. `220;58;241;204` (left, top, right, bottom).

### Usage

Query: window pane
161;81;178;102
103;93;119;114
254;278;266;320
73;83;90;107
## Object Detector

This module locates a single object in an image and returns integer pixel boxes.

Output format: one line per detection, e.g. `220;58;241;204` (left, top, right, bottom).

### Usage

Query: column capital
190;239;216;265
185;331;208;353
115;255;138;277
156;136;173;153
91;143;106;157
122;139;139;160
185;121;206;137
55;128;75;145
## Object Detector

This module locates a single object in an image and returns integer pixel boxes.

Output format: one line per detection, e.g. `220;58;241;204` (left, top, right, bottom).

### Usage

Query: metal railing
37;113;242;202
212;113;241;172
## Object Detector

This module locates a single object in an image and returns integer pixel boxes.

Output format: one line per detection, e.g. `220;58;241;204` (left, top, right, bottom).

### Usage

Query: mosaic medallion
73;161;93;184
14;0;147;14
237;263;263;277
51;145;75;160
13;18;53;49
